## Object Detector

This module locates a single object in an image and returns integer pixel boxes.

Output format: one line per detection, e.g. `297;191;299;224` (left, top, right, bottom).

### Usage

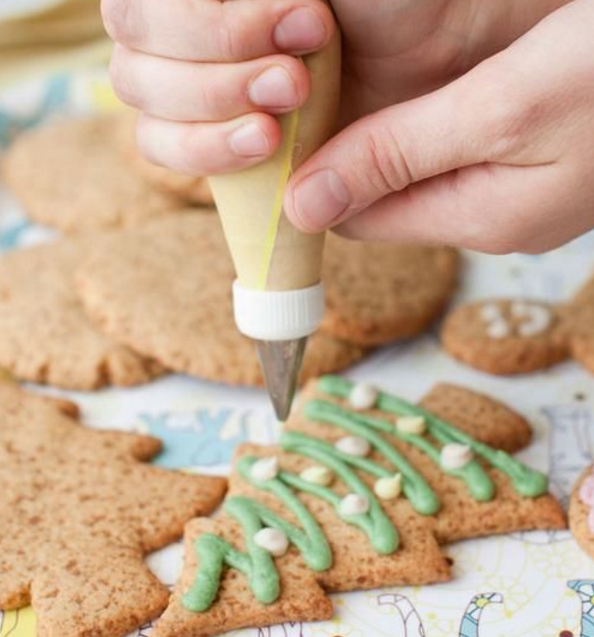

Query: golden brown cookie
75;214;366;388
0;115;186;233
0;236;164;389
441;299;569;375
154;375;565;637
569;466;594;560
0;380;226;637
442;270;594;376
323;236;459;346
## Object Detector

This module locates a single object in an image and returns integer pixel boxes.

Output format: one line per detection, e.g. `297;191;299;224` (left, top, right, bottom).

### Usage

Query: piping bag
208;5;341;421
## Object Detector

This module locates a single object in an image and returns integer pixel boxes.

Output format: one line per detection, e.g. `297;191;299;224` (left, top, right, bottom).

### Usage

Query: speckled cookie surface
569;467;594;560
153;377;565;637
75;215;366;387
441;300;568;375
322;236;459;346
0;381;226;637
1;115;186;233
0;236;164;389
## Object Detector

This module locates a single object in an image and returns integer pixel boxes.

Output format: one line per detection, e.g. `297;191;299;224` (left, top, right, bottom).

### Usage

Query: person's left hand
284;0;594;254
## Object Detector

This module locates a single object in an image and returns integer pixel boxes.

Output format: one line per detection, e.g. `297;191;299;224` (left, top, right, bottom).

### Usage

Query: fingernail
292;169;351;229
249;66;297;109
274;7;327;52
229;123;270;157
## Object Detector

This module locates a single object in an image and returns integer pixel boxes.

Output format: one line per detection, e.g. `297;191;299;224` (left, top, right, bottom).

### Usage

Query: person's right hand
102;0;571;177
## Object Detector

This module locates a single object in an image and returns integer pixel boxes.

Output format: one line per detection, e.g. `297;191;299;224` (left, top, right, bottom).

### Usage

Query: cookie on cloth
0;380;226;637
441;270;594;376
75;214;366;388
441;299;567;375
153;375;565;637
322;235;459;346
0;236;164;389
0;115;186;233
569;466;594;561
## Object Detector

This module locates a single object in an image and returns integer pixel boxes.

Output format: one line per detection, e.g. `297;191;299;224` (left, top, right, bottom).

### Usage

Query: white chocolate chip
480;303;503;322
300;465;334;487
440;444;474;470
250;456;280;482
254;528;289;557
511;300;531;317
396;415;427;436
486;318;511;339
348;382;379;410
517;304;552;337
339;493;370;516
374;474;403;500
335;436;371;458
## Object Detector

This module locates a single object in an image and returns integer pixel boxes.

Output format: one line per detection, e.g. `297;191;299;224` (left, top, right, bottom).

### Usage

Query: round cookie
0;237;164;389
322;236;459;346
0;115;187;233
569;466;594;560
75;215;366;388
441;299;569;375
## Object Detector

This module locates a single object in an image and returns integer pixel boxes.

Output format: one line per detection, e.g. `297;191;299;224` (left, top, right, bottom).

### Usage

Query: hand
284;0;594;253
101;0;567;179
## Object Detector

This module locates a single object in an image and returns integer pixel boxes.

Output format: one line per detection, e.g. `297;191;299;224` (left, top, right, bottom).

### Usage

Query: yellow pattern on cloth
0;0;111;89
0;607;36;637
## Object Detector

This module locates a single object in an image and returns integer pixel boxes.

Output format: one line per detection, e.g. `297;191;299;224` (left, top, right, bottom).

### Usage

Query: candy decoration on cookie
442;271;594;375
181;376;551;615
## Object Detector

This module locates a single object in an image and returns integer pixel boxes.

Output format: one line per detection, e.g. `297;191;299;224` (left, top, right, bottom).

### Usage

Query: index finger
101;0;335;62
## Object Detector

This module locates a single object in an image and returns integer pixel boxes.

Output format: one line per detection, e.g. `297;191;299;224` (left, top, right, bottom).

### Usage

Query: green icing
303;399;440;515
306;399;495;503
317;375;548;498
182;458;332;613
185;373;548;615
281;432;399;555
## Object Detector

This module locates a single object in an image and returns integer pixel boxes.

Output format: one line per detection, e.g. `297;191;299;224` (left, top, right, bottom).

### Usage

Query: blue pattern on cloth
140;409;250;468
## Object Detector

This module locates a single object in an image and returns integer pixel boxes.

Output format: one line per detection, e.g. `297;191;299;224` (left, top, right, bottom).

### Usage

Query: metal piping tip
256;337;307;421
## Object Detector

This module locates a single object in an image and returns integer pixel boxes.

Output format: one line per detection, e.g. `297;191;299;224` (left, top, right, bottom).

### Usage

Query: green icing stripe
183;458;332;613
281;432;399;555
317;375;548;498
306;399;495;503
303;399;440;515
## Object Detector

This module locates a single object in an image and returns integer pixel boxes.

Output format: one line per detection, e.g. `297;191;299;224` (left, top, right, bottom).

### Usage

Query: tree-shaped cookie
153;376;565;637
0;381;226;637
441;273;594;375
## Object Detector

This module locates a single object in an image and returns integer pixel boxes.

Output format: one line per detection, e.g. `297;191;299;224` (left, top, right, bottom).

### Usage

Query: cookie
0;236;164;389
0;115;186;233
75;214;366;388
570;467;594;560
441;300;568;375
116;108;215;206
322;236;459;346
442;271;594;375
153;375;565;637
0;380;226;637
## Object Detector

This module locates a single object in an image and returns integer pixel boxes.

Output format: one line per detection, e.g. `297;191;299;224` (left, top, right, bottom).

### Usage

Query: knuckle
109;50;139;107
364;120;413;197
101;0;137;44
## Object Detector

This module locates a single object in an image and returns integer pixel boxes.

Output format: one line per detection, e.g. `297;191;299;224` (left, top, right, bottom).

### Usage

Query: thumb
284;67;497;233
